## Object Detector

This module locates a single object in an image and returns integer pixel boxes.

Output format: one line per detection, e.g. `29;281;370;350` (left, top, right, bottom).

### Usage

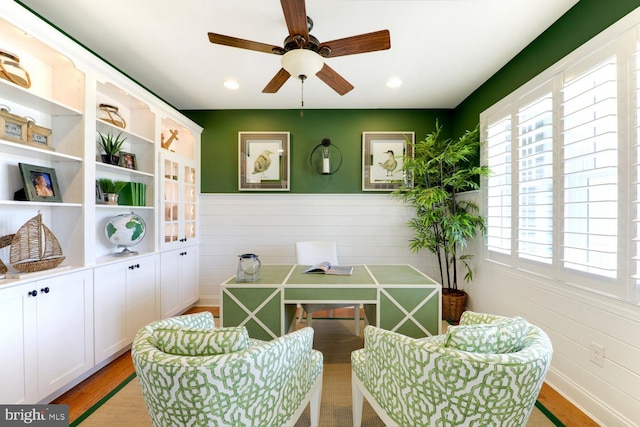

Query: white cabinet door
160;152;198;251
160;245;198;318
0;283;37;403
160;250;180;318
36;270;94;400
94;262;128;365
94;254;159;364
179;245;199;309
126;255;160;340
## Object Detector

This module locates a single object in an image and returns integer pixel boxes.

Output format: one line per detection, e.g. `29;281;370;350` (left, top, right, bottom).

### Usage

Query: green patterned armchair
351;311;553;427
132;312;323;427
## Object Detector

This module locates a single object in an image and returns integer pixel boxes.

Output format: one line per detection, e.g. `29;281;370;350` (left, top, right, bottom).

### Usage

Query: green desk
221;264;441;340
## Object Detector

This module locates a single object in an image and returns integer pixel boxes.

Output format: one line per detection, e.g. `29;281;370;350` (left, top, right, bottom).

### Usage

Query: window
481;31;637;301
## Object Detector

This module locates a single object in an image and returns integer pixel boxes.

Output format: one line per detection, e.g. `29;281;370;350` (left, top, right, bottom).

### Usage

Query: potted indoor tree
393;121;490;322
98;131;127;165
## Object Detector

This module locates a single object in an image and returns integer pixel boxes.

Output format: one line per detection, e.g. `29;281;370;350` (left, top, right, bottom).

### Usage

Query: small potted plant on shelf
393;121;490;322
97;178;128;205
98;131;127;165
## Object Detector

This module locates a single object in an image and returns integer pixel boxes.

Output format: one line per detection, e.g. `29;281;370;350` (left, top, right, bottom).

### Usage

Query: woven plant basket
442;290;467;323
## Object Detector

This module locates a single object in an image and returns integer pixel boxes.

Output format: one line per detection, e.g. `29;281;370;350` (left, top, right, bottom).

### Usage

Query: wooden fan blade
319;30;391;58
280;0;308;41
208;33;278;54
263;68;292;93
316;63;354;96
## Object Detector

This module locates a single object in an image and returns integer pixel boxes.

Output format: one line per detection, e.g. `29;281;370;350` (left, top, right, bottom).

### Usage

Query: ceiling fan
207;0;391;96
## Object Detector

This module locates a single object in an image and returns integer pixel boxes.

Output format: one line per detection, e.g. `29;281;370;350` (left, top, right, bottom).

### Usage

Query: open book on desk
303;261;354;276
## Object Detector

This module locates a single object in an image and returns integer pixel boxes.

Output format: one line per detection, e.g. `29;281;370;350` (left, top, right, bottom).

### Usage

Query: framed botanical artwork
118;151;137;170
18;162;63;202
362;131;414;191
238;131;290;191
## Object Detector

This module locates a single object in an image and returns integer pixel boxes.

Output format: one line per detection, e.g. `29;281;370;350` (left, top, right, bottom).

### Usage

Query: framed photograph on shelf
118;151;137;170
95;181;106;204
18;163;63;202
238;131;290;191
362;131;414;191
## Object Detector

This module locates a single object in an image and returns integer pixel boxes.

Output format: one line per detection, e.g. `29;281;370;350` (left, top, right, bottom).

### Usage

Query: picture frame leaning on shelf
17;162;63;203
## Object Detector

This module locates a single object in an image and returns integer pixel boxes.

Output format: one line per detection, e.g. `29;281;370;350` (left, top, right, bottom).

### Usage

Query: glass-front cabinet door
160;152;198;249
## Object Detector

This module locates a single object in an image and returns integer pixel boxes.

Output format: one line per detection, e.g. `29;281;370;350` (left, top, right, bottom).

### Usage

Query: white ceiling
17;0;580;110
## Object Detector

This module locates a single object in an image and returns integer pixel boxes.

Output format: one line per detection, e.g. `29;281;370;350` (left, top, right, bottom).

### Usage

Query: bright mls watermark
0;405;68;426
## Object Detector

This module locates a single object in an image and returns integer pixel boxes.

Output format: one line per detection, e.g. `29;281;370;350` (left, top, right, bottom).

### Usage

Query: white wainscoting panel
198;193;441;306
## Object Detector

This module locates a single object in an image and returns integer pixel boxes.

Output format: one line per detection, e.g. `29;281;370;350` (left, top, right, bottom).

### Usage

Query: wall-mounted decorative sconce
310;138;342;175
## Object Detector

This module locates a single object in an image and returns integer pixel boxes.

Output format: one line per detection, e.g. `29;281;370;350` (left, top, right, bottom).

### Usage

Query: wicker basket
442;290;467;323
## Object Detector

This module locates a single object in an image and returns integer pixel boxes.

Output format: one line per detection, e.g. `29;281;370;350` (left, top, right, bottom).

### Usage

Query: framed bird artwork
362;131;414;191
239;132;290;191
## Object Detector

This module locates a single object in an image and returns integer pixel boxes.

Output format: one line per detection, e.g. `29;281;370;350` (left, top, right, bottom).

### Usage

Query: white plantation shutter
561;57;618;278
517;94;554;264
486;116;512;256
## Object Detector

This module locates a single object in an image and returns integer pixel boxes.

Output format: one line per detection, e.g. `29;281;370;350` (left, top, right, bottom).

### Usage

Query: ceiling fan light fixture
281;49;324;80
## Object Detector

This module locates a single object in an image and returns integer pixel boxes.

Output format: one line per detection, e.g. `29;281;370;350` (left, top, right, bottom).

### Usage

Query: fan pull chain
300;75;306;118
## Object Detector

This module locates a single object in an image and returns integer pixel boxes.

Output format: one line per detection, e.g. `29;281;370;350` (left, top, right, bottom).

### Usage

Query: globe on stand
105;212;146;256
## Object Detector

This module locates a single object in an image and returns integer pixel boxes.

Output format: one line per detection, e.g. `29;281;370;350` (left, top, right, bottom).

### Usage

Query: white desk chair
296;240;361;336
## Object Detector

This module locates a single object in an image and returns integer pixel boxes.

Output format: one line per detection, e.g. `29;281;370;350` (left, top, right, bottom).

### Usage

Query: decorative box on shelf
27;119;52;150
0;107;28;143
0;107;53;150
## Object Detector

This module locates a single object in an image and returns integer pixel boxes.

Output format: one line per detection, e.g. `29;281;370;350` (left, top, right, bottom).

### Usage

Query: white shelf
95;161;154;179
0;139;82;162
96;119;154;145
0;80;82;116
0;200;82;208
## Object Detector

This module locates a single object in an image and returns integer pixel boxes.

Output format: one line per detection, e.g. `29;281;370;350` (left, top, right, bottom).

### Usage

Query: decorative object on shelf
0;233;15;274
0;105;28;143
310;137;342;175
98;131;127;165
161;129;179;151
17;163;63;202
95;182;106;204
392;122;489;322
97;178;128;205
362;131;414;191
10;212;65;273
236;253;261;282
118;182;147;207
97;103;126;129
118;151;137;170
0;49;31;88
105;212;146;256
25;117;53;151
238;131;290;191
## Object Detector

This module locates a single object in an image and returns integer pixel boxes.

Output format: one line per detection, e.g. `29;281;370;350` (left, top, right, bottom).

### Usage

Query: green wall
454;0;640;134
185;109;452;193
185;0;640;194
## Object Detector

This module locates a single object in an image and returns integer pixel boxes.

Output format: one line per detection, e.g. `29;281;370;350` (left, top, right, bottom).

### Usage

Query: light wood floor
53;306;599;426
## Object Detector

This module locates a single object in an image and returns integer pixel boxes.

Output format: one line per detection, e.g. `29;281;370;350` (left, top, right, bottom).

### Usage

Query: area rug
74;320;562;427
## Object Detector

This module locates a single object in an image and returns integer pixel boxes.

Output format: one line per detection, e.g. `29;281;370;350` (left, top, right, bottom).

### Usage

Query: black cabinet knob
41;287;50;294
28;290;37;297
129;263;141;270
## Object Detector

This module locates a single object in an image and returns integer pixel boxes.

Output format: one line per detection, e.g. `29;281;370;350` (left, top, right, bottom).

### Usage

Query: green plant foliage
393;121;490;291
98;131;127;155
97;178;128;194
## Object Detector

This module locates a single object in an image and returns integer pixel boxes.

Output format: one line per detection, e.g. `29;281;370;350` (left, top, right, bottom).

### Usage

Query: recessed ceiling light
223;80;239;90
386;78;402;88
